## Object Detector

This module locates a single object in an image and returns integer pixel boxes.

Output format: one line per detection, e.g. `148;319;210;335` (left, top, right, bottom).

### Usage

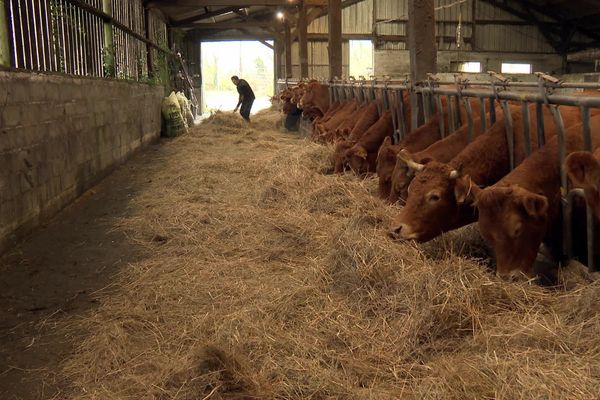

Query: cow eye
428;193;441;203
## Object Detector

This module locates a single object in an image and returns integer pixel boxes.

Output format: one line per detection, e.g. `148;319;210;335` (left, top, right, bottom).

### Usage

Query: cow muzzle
388;223;419;241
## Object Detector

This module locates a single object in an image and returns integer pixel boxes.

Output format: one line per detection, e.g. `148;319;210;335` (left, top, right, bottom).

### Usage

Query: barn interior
2;1;600;399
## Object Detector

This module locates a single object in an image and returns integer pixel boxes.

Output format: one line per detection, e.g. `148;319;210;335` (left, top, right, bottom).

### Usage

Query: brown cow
332;102;380;173
389;103;588;242
376;137;404;198
389;115;486;203
314;100;359;142
368;114;446;185
343;111;394;175
376;97;485;201
566;148;600;219
468;115;600;278
299;81;330;116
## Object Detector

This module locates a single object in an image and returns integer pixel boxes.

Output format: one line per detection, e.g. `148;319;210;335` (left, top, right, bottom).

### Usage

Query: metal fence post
500;100;514;170
103;0;115;77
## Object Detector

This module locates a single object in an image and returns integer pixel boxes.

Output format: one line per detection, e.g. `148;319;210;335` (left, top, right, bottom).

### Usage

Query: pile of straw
57;110;600;399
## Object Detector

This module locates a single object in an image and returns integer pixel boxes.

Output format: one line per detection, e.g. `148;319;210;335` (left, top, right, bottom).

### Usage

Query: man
231;75;255;122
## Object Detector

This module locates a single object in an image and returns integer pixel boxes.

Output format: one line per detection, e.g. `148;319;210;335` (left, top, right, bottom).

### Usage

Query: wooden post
328;0;342;79
0;0;11;67
407;0;436;82
274;38;284;80
284;20;292;78
102;0;115;77
144;7;154;78
408;0;436;125
298;3;308;78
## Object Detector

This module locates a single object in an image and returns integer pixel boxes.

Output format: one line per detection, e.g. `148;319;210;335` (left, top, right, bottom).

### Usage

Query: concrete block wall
0;71;164;253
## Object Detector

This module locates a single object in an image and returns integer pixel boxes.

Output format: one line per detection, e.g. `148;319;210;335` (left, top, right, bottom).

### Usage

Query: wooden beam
274;38;284;80
179;21;278;29
172;6;240;26
284;21;292;78
289;0;364;43
238;28;274;49
328;0;342;79
408;0;436;82
298;3;308;78
148;0;299;6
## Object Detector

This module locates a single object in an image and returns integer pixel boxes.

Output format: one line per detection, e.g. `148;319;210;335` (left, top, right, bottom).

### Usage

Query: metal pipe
550;105;569;259
436;94;445;138
479;96;486;133
536;102;546;147
463;97;474;142
500;100;514;170
581;105;592;151
397;89;407;140
521;102;532;157
447;94;455;133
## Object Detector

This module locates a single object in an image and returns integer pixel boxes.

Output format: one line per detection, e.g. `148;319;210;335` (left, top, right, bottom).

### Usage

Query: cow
342;111;395;175
299;81;330;116
389;103;588;243
332;102;380;173
566;148;600;219
388;114;486;203
313;100;359;143
376;97;485;201
465;115;600;279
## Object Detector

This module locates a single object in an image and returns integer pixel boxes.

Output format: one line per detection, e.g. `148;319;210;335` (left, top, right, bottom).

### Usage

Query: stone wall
0;70;164;253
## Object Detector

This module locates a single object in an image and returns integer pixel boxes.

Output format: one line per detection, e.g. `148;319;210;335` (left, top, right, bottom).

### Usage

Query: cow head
299;82;329;112
376;137;399;200
389;150;433;204
474;183;550;278
333;140;353;173
566;150;600;219
345;145;370;175
389;161;473;242
290;86;304;104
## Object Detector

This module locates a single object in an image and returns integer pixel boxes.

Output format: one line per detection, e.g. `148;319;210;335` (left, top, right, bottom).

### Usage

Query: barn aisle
1;109;599;400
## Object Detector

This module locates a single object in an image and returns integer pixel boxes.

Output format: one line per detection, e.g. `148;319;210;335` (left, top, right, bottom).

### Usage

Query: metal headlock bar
277;74;598;271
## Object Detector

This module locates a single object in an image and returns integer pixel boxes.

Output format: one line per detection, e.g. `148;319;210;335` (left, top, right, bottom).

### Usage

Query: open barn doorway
201;41;274;114
349;40;374;78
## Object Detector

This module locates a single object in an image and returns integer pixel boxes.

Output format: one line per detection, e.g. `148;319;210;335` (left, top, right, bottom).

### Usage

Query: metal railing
277;73;598;272
4;0;170;82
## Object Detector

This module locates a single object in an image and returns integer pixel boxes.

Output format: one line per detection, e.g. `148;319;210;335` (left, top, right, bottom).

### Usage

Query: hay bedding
56;109;600;399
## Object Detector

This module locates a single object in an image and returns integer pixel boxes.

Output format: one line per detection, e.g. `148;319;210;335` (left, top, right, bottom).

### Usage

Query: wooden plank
284;20;291;78
298;2;308;78
328;0;341;79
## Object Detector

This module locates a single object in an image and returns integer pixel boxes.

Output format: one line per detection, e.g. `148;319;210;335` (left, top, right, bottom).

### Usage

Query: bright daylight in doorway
201;41;274;114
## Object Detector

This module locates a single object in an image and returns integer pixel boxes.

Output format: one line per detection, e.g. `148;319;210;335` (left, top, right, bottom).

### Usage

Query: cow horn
449;163;464;179
397;149;424;171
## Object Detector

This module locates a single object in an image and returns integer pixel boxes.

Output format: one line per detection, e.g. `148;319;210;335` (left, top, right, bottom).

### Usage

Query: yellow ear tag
560;186;566;197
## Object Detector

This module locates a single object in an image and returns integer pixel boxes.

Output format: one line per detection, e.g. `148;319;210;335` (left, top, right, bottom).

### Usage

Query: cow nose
389;224;404;239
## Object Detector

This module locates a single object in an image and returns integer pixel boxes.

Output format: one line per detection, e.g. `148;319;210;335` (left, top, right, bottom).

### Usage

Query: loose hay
56;109;600;399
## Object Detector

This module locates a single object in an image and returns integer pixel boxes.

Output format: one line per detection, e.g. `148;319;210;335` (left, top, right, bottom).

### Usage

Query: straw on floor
56;108;600;400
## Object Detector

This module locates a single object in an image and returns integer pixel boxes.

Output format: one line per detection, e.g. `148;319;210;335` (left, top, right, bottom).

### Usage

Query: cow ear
566;151;600;190
519;193;549;219
355;146;368;159
381;136;392;148
454;174;480;204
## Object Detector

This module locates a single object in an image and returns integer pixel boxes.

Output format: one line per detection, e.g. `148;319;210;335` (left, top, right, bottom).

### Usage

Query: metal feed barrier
276;73;600;272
